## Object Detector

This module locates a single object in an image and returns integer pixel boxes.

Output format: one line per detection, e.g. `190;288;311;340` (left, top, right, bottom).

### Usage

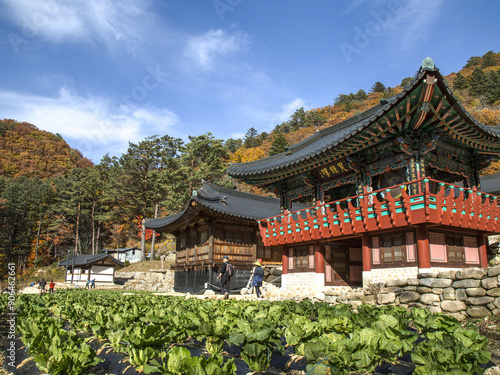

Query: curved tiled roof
227;63;500;181
144;182;286;232
59;253;124;267
480;173;500;195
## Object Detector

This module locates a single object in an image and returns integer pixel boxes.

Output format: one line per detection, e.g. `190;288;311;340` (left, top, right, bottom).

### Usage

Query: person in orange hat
251;261;264;298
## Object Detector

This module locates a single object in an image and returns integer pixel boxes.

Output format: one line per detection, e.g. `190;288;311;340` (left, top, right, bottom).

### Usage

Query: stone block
490;308;500;315
448;312;467;322
456;288;467;301
482;277;499;289
361;295;377;305
443;288;455;300
399;291;421;304
437;270;457;279
419;271;438;278
386;279;408;287
204;290;216;295
324;289;341;296
408;302;426;309
379;287;396;294
453;279;481;289
428;306;442;314
407;278;419;286
432;288;444;295
419;278;453;288
467;306;492;318
487;288;500;297
315;292;326;301
466;288;487;297
466;296;494;306
403;286;417;291
346;300;362;308
377;293;396;305
324;295;337;303
456;268;487;280
494;297;500;309
441;300;466;312
489;264;500;277
419;293;441;305
417;286;432;294
487;303;496;310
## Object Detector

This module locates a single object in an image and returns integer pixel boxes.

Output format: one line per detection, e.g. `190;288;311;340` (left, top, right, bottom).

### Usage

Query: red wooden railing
258;178;500;247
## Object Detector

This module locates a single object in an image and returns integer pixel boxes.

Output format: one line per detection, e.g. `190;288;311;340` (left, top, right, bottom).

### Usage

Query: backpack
225;263;234;277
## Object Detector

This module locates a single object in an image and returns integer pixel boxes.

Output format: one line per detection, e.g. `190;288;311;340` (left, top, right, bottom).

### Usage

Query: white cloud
1;0;154;53
184;29;248;70
272;98;306;124
0;87;180;162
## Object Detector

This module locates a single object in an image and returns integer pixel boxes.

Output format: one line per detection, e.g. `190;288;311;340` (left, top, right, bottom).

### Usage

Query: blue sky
0;0;499;164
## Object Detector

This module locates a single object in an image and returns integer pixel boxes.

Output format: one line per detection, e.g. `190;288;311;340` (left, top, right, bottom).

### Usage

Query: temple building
227;58;500;293
144;182;287;292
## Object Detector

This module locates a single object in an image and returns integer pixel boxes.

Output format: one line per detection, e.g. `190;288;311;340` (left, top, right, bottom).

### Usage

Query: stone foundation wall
320;266;500;320
119;270;175;292
364;267;419;285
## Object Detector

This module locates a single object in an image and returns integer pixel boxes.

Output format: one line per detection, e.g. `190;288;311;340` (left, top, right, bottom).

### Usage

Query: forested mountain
1;52;498;276
0;119;93;178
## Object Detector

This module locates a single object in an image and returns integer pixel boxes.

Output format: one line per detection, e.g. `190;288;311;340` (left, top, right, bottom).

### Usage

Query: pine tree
243;127;259;148
269;132;289;156
370;82;386;93
289;107;306;131
453;73;469;90
468;67;487;97
464;56;481;68
481;51;496;68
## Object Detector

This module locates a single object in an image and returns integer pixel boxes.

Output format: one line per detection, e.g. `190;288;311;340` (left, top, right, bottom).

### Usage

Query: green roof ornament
192;190;198;196
422;57;435;69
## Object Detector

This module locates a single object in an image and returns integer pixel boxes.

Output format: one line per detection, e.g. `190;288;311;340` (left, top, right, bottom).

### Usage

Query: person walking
217;256;233;299
39;279;46;293
251;261;265;299
49;280;55;294
91;279;96;289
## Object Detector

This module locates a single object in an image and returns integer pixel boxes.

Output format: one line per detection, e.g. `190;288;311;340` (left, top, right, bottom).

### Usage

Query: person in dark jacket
251;261;264;298
217;256;233;299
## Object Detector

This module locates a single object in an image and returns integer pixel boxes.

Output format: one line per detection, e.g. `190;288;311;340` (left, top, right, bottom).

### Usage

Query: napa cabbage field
2;290;493;374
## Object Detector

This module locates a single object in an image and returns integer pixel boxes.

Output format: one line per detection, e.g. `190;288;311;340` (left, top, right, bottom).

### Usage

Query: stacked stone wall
322;266;500;320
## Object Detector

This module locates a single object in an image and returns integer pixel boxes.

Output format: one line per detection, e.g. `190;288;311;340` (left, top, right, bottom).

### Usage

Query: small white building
59;253;124;284
101;247;141;264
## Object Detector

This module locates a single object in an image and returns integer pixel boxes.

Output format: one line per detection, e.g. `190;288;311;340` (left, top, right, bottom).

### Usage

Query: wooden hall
144;182;285;293
227;58;500;293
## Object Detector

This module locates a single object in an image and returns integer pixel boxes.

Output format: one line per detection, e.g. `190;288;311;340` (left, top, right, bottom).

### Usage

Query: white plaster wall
91;266;114;283
282;272;324;293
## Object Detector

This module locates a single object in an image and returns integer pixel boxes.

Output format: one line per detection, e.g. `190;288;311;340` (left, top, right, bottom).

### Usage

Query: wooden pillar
478;234;488;268
208;224;214;263
416;224;430;269
282;246;288;275
362;233;371;272
315;242;324;274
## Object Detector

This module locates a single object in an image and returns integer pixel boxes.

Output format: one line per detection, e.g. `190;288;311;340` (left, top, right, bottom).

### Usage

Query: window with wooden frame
380;233;405;264
446;233;465;263
464;236;479;264
429;232;447;262
200;231;208;244
289;245;315;271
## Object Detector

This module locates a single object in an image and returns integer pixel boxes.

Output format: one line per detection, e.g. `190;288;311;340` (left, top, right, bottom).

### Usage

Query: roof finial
422;57;435;70
192;190;198;196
